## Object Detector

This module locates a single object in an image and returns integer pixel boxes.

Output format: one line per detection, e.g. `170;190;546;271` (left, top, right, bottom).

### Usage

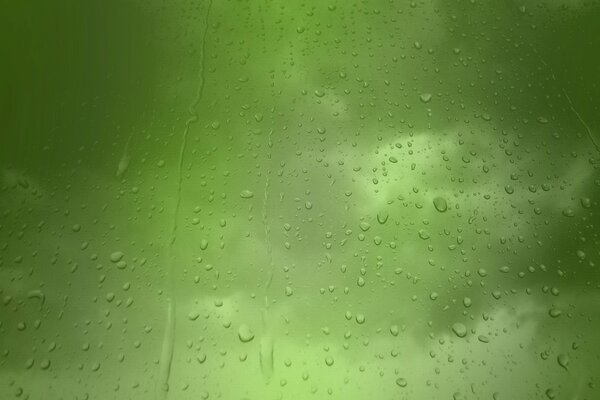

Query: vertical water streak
116;133;133;179
157;1;213;399
259;128;275;381
536;53;599;153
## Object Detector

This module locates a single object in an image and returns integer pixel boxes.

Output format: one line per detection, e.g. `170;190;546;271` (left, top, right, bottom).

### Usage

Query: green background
1;0;600;399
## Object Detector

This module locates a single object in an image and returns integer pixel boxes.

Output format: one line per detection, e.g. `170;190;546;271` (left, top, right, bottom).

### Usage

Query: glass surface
1;1;599;399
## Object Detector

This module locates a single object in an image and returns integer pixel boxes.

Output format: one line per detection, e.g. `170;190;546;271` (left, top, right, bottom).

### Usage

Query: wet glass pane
2;1;600;399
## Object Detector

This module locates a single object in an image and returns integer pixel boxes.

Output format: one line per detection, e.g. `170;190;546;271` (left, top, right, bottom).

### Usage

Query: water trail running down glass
157;1;213;398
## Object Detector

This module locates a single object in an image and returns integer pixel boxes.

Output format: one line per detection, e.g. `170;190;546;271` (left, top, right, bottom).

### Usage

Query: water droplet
562;208;574;217
240;190;254;199
433;196;447;212
557;354;569;370
110;251;124;263
463;297;472;307
549;308;562;318
395;377;408;387
359;221;371;231
377;212;388;224
452;323;467;338
419;93;432;103
537;116;549;124
581;197;591;208
238;324;255;343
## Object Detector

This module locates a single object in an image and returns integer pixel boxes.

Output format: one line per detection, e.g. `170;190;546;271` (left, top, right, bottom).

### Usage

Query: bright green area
1;0;600;399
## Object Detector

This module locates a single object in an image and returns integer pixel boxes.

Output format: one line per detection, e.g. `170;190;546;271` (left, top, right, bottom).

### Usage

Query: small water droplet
419;93;432;103
395;377;407;387
240;190;254;199
377;212;388;224
110;251;124;263
359;221;371;231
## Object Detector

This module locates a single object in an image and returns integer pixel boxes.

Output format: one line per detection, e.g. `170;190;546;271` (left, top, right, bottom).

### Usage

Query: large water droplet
238;324;255;343
433;196;447;212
